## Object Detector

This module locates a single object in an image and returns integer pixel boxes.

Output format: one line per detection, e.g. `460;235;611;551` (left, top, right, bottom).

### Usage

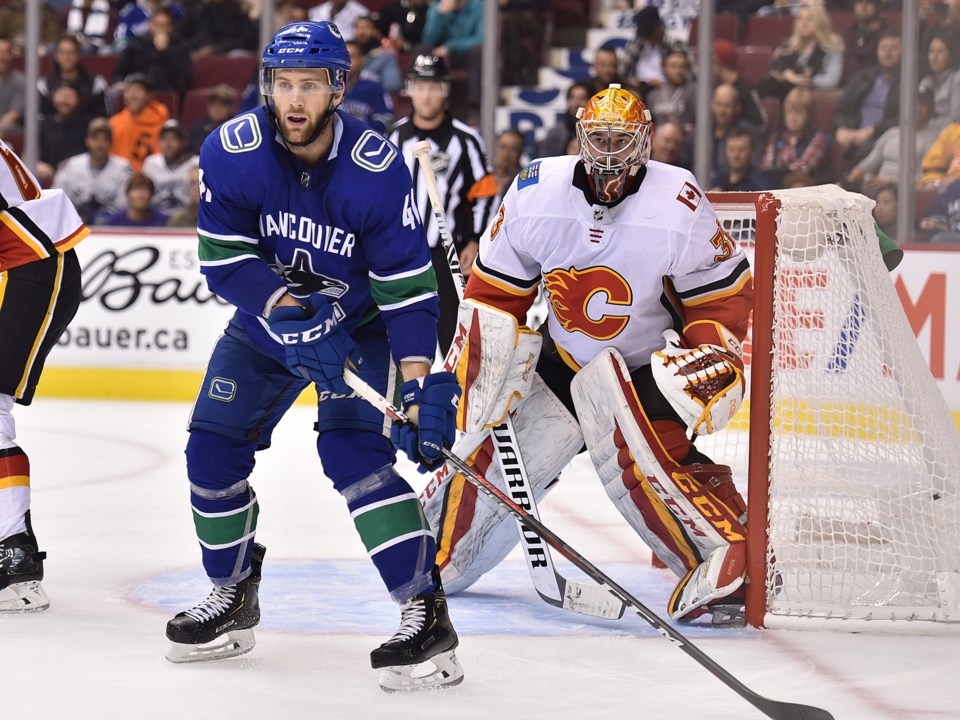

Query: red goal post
705;187;960;632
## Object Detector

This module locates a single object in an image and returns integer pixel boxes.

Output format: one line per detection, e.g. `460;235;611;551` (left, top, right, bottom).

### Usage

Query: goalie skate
371;566;464;692
165;543;264;664
0;580;49;613
0;516;50;613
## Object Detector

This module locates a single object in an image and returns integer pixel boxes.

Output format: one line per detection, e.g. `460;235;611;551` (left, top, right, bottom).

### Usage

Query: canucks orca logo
273;249;349;298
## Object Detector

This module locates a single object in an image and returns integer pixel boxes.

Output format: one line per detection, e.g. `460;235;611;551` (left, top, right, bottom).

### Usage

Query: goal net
702;186;960;631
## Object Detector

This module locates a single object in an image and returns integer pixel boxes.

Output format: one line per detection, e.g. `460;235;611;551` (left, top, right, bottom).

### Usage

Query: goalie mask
575;85;653;204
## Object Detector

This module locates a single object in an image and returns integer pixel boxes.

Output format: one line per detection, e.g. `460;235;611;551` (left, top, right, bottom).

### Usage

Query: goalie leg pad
420;374;581;594
443;299;542;433
571;348;748;581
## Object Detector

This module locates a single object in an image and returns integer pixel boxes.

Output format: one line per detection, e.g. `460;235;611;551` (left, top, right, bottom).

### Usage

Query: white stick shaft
411;140;465;294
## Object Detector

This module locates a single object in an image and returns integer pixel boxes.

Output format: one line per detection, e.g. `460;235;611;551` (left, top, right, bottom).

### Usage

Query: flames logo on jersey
544;266;632;340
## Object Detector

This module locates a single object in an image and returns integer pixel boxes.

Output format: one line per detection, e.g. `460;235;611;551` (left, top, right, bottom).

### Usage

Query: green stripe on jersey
192;499;260;548
369;265;438;311
352;496;431;554
198;232;262;264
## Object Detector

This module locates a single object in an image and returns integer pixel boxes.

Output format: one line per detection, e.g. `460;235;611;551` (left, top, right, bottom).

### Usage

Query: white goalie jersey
468;155;753;370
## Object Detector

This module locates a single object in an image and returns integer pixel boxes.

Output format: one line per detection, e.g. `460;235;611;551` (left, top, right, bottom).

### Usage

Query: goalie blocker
422;300;748;621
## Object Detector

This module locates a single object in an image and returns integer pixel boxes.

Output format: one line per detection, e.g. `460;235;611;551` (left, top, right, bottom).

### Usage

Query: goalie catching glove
392;373;462;473
651;327;744;435
268;292;355;396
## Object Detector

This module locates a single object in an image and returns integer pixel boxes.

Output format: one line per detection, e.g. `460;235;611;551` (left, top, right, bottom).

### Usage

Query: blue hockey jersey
197;107;439;364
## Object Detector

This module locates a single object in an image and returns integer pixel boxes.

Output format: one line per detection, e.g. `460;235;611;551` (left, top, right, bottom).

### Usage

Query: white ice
3;399;959;720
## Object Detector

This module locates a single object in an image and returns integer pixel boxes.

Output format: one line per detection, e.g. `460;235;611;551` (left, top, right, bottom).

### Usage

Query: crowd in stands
0;0;958;242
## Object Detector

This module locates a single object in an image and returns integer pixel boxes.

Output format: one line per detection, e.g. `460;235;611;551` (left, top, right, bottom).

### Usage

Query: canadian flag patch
676;182;702;212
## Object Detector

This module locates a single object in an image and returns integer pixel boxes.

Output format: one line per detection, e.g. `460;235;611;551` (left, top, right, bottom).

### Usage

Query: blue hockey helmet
260;21;351;94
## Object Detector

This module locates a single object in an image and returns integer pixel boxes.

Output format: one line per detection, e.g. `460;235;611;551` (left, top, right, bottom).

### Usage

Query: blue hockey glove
391;372;461;473
268;293;355;396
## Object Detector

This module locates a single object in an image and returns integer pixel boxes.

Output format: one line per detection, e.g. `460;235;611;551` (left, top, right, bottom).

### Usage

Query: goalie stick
344;367;835;720
411;140;625;620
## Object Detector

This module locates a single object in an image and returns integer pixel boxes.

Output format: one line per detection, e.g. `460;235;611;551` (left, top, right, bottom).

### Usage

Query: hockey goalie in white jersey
420;85;754;623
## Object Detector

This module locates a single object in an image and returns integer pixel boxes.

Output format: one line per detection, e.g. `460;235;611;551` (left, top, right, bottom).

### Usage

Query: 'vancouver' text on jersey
196;107;439;363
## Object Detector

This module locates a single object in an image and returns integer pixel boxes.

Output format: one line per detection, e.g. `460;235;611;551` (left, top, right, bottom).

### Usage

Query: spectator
833;30;901;168
618;5;666;98
0;1;60;54
919;177;960;243
53;117;133;224
918;31;960;133
843;0;884;82
564;133;579;156
920;119;960;189
341;40;394;133
102;172;168;226
166;163;200;227
308;0;369;42
587;46;629;97
142;119;198;213
919;0;960;62
846;88;939;194
353;15;402;93
491;128;525;200
645;48;695;131
113;8;192;94
498;0;548;87
712;39;767;132
113;0;182;52
697;83;759;176
760;87;828;187
709;127;770;192
177;0;258;60
421;0;483;121
108;73;170;171
38;34;109;118
377;0;429;52
186;83;237;154
871;182;898;241
756;4;844;101
36;82;92;186
535;81;590;158
0;37;24;138
61;0;118;55
650;120;686;168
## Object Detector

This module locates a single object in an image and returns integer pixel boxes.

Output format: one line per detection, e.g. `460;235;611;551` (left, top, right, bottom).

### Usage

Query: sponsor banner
48;229;234;370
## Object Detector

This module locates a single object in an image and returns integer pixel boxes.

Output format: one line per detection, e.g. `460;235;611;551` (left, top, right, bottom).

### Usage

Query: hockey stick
344;367;834;720
410;140;624;619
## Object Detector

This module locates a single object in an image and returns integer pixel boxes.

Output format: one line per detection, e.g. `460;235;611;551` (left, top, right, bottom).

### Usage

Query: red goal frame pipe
707;192;779;628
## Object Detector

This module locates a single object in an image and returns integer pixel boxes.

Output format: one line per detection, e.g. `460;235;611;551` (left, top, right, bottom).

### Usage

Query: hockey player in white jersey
0;139;90;612
421;86;755;623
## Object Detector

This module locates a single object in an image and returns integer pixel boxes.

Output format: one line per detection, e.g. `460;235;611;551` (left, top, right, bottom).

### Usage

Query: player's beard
279;113;325;147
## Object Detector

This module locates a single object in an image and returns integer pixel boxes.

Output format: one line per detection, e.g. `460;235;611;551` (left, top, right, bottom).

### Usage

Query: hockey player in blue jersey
164;21;464;692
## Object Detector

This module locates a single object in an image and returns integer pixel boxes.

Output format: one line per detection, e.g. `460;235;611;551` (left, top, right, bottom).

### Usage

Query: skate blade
0;581;50;613
165;629;256;664
377;650;464;693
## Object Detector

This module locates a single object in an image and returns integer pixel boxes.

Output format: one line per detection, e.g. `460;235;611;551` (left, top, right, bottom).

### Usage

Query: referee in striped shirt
388;54;497;354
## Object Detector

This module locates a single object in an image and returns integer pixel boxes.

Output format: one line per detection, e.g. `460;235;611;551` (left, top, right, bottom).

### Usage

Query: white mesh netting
703;187;960;629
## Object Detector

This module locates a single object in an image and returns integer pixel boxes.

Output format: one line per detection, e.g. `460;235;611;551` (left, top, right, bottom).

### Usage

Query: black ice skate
0;512;49;613
371;566;464;692
165;543;265;663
